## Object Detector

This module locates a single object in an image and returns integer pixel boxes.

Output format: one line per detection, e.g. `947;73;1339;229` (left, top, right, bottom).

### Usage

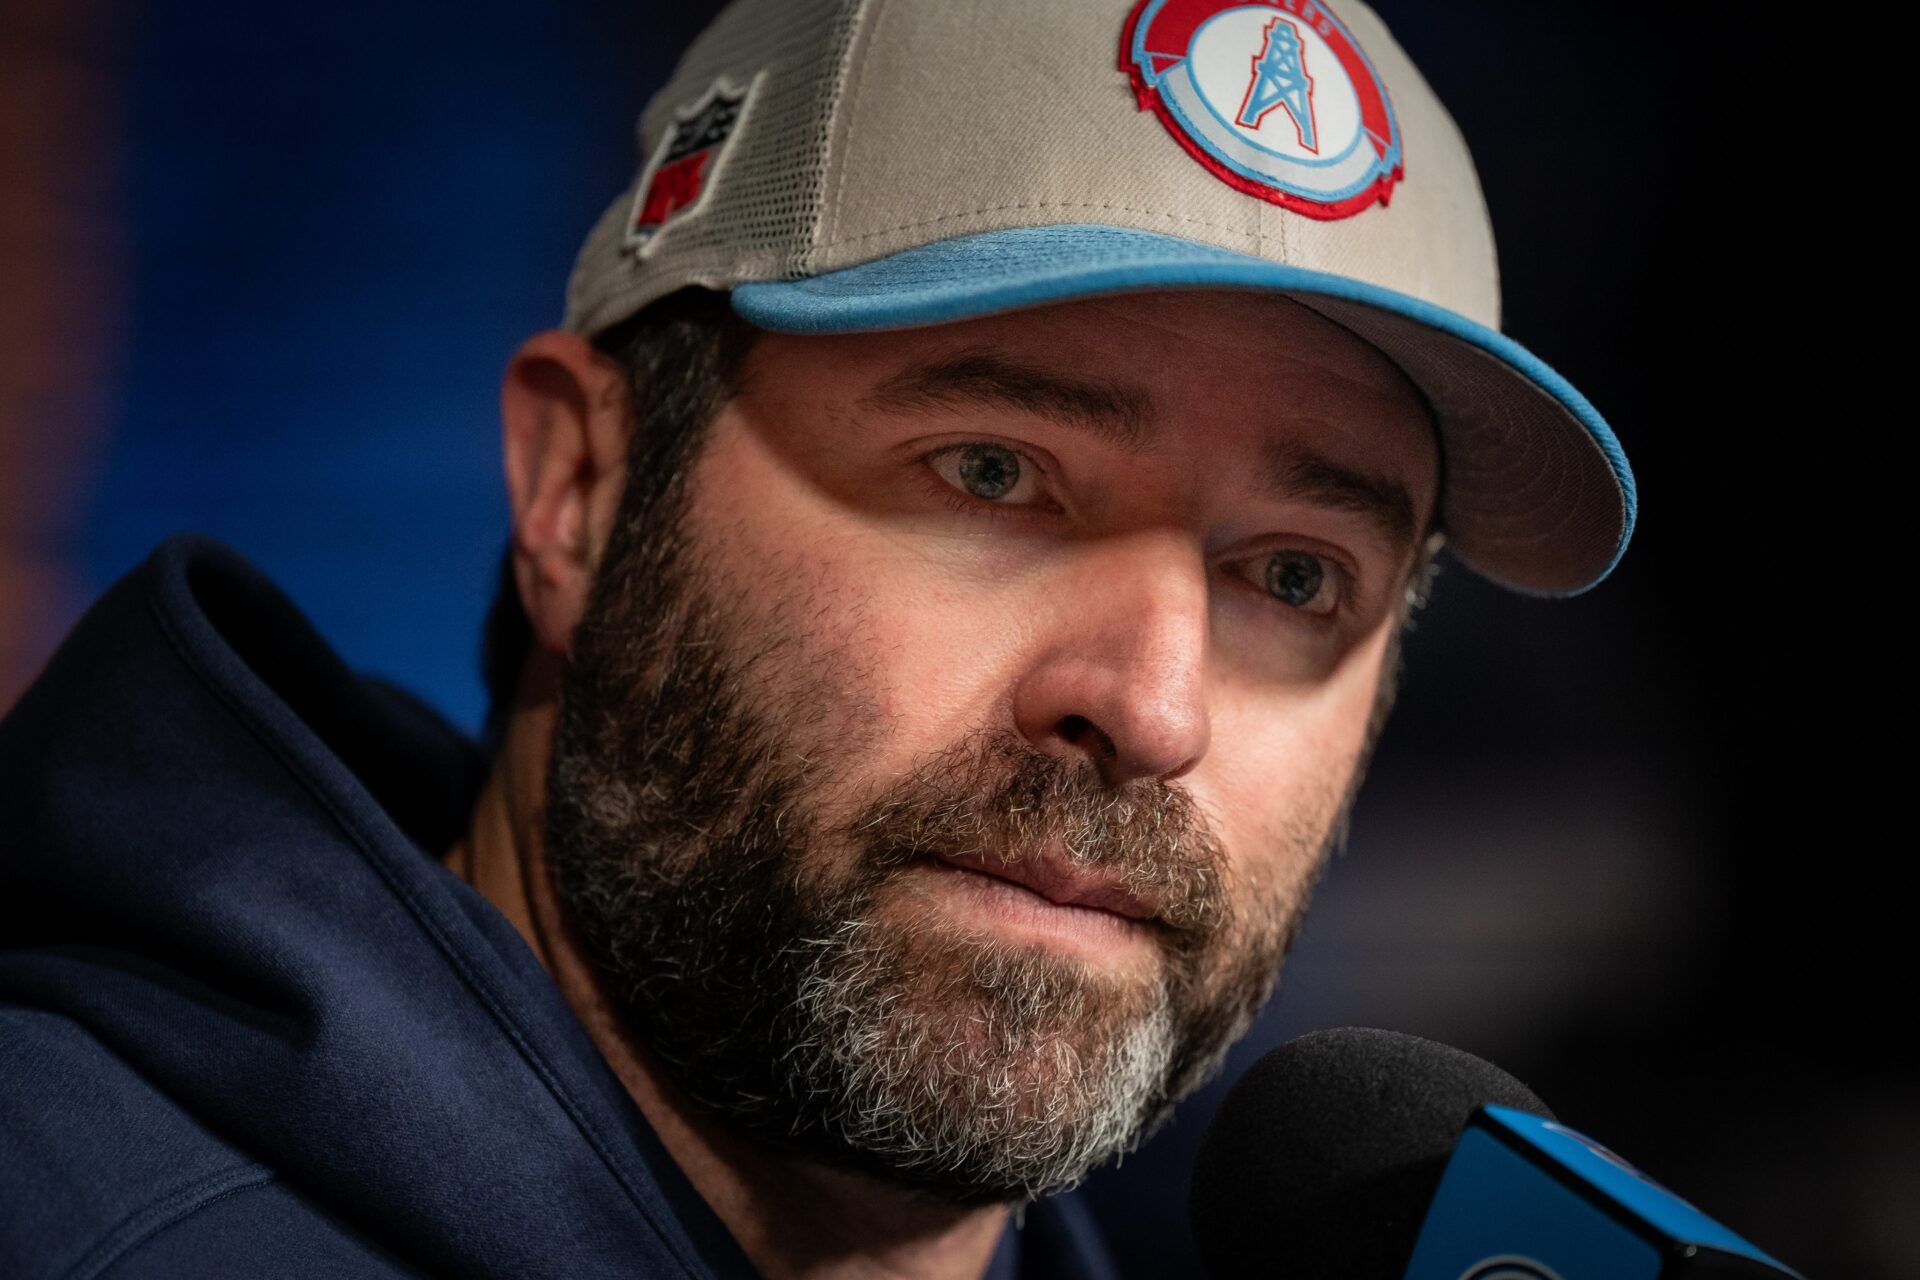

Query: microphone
1188;1028;1803;1280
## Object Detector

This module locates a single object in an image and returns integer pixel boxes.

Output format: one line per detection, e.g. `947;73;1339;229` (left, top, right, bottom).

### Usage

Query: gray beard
544;460;1320;1205
785;913;1185;1200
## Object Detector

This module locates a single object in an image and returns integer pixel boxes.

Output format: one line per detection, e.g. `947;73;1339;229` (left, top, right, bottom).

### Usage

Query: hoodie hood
0;535;1117;1279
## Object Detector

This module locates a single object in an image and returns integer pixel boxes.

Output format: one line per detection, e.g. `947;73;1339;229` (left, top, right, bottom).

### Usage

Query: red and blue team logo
1121;0;1403;219
625;77;752;253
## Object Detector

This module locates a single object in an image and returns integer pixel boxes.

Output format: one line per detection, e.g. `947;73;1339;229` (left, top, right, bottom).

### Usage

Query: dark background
1;2;1904;1276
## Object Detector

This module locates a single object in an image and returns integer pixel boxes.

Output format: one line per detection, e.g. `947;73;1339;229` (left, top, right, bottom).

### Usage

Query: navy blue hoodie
0;535;1121;1280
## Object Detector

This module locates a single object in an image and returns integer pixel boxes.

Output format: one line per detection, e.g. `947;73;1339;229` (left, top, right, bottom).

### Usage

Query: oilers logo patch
1121;0;1402;219
625;77;753;253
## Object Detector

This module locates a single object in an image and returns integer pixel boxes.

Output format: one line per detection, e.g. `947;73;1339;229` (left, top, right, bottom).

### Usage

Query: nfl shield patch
626;77;753;253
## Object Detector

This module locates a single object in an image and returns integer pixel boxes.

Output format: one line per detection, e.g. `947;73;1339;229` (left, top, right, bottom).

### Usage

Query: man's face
545;290;1439;1204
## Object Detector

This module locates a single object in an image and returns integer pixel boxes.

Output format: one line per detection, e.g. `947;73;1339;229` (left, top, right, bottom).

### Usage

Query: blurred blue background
1;2;1906;1277
80;4;696;725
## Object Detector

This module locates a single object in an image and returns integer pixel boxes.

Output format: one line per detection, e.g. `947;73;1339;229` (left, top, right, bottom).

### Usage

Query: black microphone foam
1189;1027;1554;1280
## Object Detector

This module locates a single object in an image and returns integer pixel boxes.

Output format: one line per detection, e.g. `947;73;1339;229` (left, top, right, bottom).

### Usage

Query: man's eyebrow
1264;440;1421;560
860;348;1155;451
863;346;1423;559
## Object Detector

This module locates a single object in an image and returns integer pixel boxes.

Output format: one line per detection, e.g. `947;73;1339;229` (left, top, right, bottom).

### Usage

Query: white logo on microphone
1458;1257;1564;1280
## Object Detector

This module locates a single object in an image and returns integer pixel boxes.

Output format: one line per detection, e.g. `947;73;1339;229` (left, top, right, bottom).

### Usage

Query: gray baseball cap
563;0;1636;596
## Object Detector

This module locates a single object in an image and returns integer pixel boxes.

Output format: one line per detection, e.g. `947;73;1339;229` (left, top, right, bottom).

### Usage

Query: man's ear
500;329;632;656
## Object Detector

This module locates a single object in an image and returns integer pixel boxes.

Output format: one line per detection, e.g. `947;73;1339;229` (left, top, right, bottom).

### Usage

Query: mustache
841;728;1233;943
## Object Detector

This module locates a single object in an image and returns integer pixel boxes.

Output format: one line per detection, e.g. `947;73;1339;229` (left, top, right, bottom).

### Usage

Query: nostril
1059;714;1117;763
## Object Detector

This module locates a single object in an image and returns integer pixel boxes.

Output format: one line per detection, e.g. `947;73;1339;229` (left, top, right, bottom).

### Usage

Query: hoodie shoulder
0;537;753;1279
0;1004;420;1279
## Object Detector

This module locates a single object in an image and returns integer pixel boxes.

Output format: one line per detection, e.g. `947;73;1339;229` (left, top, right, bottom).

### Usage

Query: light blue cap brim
732;225;1636;597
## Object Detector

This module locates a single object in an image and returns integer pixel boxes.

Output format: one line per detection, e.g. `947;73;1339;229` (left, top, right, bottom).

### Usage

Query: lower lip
899;859;1156;955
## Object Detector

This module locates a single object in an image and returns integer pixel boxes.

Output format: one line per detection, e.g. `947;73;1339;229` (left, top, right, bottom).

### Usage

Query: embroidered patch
625;76;752;253
1121;0;1402;219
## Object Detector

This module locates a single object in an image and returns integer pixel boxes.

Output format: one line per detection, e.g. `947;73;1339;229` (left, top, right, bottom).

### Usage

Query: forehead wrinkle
859;345;1157;452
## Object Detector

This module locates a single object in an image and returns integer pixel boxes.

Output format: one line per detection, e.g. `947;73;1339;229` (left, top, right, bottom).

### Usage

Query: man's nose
1009;530;1212;788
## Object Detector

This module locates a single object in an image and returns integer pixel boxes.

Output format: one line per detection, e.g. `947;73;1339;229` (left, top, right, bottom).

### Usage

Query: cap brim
731;224;1635;597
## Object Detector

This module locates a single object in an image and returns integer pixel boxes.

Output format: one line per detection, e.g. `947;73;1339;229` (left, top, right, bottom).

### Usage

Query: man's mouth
930;844;1162;924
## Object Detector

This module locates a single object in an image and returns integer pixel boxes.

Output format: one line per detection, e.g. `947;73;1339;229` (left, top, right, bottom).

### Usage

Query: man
0;0;1634;1277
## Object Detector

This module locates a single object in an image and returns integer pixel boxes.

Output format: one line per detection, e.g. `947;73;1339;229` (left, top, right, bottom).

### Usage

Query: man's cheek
829;585;1025;760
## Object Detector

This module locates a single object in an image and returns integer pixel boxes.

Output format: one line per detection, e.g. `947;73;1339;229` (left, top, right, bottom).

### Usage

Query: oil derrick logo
1238;17;1317;152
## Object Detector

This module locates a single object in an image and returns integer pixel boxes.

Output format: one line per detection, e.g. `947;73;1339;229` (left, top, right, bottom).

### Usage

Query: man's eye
928;443;1046;506
924;450;1345;620
1242;549;1344;618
